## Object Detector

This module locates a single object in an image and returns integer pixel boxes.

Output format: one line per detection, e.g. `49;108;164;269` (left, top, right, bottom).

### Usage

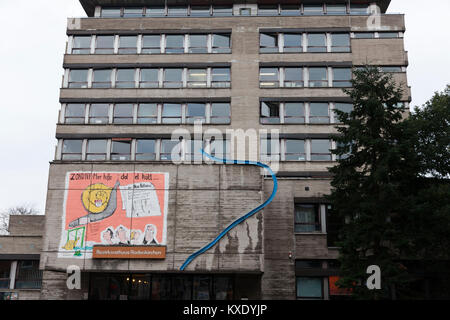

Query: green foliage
328;67;450;299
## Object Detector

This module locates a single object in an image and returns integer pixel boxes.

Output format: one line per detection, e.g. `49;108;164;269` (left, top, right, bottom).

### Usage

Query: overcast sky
0;0;448;214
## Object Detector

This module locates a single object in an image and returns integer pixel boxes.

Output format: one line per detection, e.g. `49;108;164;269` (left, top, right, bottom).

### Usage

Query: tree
329;67;450;299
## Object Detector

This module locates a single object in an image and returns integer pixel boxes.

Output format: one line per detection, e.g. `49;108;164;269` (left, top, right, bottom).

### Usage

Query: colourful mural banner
58;172;169;259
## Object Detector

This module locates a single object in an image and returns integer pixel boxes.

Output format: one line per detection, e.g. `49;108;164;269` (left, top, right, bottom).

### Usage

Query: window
145;6;165;17
209;139;230;158
295;204;320;232
309;68;328;87
307;33;327;52
380;66;403;72
333;103;353;123
86;140;107;161
311;139;332;161
211;68;230;88
350;4;369;15
115;69;135;88
89;104;109;124
186;103;206;124
283;33;302;53
142;35;161;54
331;34;350;52
136;139;156;160
14;261;42;290
259;68;279;87
187;69;207;88
111;140;131;160
0;261;10;289
284;67;303;87
284;102;305;123
140;68;159;88
162;103;182;123
260;33;278;53
297;277;323;299
161;139;181;160
333;68;352;87
239;8;251;16
62;140;83;160
285;140;305;161
165;35;185;53
137;104;157;124
354;32;375;39
65;104;85;124
326;205;343;247
378;32;400;38
327;4;347;15
303;5;324;15
113;104;133;124
261;138;280;161
68;69;88;88
163;69;183;88
118;36;137;54
123;7;143;17
92;69;112;88
187;140;205;161
101;8;121;17
188;35;208;53
309;103;330;123
212;34;231;53
210;103;231;124
190;6;210;17
72;36;91;54
280;5;300;16
168;6;188;17
261;102;280;124
258;5;278;16
95;35;115;54
212;6;233;16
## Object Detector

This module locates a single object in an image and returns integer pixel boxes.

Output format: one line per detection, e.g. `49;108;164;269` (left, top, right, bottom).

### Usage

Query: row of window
62;103;231;125
0;260;42;290
59;138;342;162
261;33;350;53
98;4;373;18
259;66;351;88
261;101;352;124
69;34;231;55
66;67;231;89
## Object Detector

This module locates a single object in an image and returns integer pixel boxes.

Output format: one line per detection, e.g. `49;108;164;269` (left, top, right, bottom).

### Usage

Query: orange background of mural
64;172;167;245
329;276;353;296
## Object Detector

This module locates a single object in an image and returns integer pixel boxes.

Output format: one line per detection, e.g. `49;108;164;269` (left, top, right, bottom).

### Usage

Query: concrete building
40;0;410;300
0;215;44;300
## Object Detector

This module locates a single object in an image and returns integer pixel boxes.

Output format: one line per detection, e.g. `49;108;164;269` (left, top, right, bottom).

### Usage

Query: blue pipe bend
180;149;278;271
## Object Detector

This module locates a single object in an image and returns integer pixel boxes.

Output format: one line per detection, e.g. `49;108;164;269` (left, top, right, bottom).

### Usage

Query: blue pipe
180;149;278;271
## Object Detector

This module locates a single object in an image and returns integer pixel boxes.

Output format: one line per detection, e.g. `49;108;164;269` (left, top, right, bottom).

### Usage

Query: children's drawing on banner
58;172;169;258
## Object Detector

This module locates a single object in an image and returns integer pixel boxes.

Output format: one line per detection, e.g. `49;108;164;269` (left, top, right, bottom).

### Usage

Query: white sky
0;0;448;214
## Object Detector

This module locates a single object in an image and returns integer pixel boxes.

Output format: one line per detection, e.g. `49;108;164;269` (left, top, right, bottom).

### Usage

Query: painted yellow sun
81;183;112;214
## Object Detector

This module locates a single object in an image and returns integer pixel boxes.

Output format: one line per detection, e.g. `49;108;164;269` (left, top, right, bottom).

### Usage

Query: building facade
40;0;410;300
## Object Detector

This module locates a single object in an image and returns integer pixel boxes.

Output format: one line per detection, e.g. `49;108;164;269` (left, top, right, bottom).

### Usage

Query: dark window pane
87;140;107;160
186;103;206;123
285;102;305;123
145;6;165;17
260;68;279;87
309;68;328;87
280;5;300;16
304;5;324;15
378;32;399;38
295;204;320;232
111;140;131;160
102;8;121;17
211;68;230;88
15;261;42;290
116;69;135;88
123;8;143;17
284;33;302;52
165;35;184;53
333;68;352;87
297;277;323;298
212;34;231;53
311;139;332;161
307;34;327;52
190;6;210;16
260;33;278;53
334;103;353;123
119;36;137;54
258;5;278;16
163;69;183;88
89;104;109;124
96;36;115;54
310;103;329;123
285;140;305;161
65;104;85;123
72;36;91;54
284;67;303;87
69;70;88;88
212;6;233;16
187;69;207;88
327;4;347;15
261;102;280;124
211;103;231;124
136;140;156;160
189;35;208;53
354;32;375;39
140;69;159;88
168;6;187;17
350;4;369;15
161;139;181;160
114;104;133;124
137;104;158;124
162;104;181;123
92;69;112;88
331;34;350;52
193;276;211;300
142;35;161;54
62;140;82;160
